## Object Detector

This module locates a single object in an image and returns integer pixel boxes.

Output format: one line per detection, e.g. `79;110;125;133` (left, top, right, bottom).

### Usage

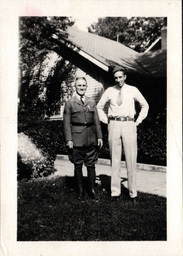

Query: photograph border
1;0;182;255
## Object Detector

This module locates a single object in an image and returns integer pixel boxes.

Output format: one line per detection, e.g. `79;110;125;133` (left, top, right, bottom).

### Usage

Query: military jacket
63;95;103;147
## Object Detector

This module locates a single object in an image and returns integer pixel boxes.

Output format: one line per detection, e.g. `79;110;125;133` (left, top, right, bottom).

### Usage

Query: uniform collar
74;94;89;106
75;93;86;102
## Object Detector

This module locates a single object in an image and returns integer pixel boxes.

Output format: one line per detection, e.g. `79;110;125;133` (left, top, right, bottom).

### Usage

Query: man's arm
134;88;149;125
97;90;109;124
93;104;103;148
63;101;73;148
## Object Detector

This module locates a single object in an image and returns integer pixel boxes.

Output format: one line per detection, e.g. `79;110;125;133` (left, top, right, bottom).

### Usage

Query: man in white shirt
97;66;149;202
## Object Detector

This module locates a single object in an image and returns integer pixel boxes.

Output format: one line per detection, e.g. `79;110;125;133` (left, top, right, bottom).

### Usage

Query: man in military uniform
63;77;103;200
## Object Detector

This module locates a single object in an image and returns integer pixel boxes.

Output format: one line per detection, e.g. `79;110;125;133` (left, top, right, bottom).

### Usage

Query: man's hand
98;139;103;148
66;140;73;149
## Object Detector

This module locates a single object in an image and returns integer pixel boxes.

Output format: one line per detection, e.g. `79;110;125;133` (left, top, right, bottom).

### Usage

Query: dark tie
116;90;122;106
80;96;84;104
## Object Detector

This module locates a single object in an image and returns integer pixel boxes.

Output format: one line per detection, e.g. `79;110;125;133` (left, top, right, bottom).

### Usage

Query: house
50;26;167;120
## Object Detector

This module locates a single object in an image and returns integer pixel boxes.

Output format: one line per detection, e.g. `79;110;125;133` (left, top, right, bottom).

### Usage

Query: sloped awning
136;49;166;78
57;26;166;78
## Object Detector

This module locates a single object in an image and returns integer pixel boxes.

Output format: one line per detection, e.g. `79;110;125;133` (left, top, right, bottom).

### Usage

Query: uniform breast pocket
88;106;95;112
88;107;95;116
71;107;81;114
87;107;95;122
71;107;81;123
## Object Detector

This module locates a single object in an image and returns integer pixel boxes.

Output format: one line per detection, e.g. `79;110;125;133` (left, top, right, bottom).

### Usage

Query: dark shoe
78;191;85;201
77;186;84;199
90;189;98;200
111;196;120;201
78;195;85;200
130;197;137;204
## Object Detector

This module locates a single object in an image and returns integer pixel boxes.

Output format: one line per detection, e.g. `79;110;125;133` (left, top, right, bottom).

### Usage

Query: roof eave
73;47;109;72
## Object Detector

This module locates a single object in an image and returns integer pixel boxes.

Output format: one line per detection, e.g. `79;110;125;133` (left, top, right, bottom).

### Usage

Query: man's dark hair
112;66;126;75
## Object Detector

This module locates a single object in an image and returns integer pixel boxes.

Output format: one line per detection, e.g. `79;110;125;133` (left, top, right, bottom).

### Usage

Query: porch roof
58;26;166;78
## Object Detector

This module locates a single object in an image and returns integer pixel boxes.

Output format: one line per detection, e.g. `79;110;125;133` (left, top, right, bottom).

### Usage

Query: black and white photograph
17;15;167;241
0;0;182;256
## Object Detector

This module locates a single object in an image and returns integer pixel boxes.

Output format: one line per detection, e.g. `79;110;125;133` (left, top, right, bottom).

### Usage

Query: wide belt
72;122;94;127
109;116;134;121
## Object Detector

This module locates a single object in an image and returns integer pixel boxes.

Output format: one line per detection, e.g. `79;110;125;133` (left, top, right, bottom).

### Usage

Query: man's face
75;78;87;96
114;71;126;88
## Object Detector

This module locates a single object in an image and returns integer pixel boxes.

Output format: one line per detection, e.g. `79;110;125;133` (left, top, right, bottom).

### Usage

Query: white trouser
108;121;137;198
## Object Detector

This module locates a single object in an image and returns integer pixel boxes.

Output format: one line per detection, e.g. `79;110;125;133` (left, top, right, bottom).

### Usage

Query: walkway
53;155;166;197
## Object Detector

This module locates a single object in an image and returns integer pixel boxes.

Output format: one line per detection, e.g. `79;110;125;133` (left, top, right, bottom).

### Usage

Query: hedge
18;132;56;180
18;117;166;180
18;119;65;180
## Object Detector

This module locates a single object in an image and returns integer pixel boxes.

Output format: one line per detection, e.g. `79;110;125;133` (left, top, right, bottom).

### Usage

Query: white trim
78;49;109;72
65;41;109;72
52;33;109;71
144;37;161;53
48;115;63;120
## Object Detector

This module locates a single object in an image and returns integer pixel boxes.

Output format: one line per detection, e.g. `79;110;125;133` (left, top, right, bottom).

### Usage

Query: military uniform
63;95;103;198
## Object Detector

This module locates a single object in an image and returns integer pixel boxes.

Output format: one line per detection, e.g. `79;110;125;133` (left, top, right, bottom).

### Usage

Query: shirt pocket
87;105;95;112
87;106;95;122
87;107;95;117
71;106;81;114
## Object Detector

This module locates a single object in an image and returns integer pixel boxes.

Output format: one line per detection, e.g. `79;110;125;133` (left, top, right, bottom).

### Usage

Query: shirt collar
75;93;85;101
115;83;126;90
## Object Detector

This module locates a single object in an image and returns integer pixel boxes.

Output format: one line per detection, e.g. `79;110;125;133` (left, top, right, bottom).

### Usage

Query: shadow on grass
99;174;129;197
17;175;166;241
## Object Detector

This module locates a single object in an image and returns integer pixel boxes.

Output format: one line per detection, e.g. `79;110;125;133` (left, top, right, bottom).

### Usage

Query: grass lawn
17;175;166;241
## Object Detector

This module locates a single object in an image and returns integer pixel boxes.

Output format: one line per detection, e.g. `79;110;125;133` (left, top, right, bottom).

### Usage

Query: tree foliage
88;17;128;41
88;17;167;52
19;17;75;119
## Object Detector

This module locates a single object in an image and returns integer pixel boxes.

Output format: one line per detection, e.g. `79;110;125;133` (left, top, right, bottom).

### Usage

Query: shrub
98;121;166;166
18;118;69;180
17;152;55;180
18;132;56;180
18;117;166;181
137;123;166;165
18;119;68;156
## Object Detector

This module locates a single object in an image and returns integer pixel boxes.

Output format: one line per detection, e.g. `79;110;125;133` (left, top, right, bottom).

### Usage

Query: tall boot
87;165;97;199
74;164;84;199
